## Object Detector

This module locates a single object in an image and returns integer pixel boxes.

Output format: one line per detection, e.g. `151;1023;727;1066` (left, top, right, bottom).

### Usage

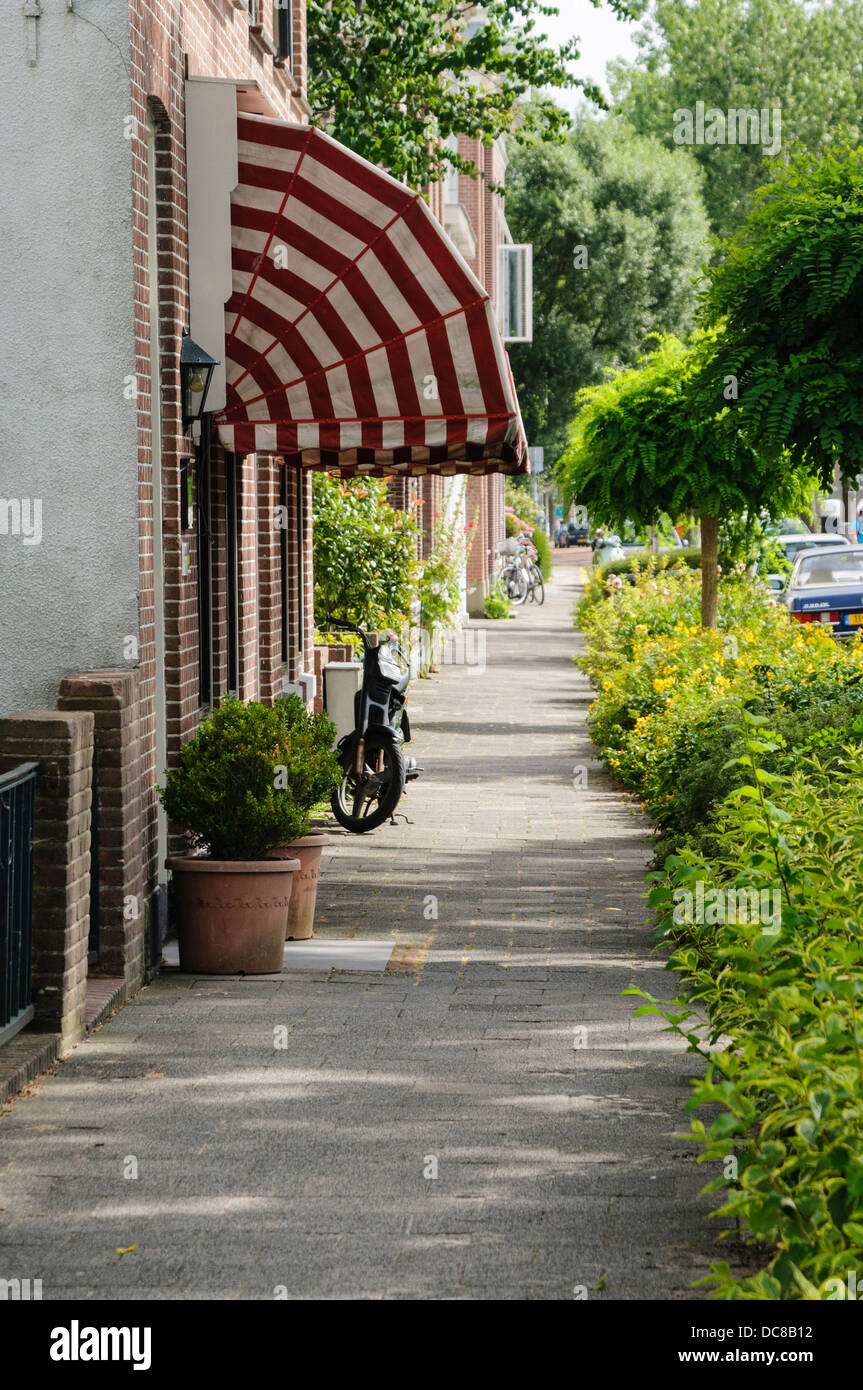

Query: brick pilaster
57;672;146;994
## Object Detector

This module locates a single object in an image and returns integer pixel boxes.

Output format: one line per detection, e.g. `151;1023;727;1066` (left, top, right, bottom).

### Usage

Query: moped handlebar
327;619;408;664
327;617;374;653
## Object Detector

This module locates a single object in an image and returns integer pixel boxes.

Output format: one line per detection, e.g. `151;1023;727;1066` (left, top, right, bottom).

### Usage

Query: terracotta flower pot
166;856;301;974
269;832;330;940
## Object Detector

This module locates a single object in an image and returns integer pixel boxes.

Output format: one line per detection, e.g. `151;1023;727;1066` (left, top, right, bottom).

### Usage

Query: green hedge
532;527;552;581
579;566;863;1300
599;547;701;580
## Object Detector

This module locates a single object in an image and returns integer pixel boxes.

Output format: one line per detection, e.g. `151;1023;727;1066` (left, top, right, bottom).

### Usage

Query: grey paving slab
0;552;735;1301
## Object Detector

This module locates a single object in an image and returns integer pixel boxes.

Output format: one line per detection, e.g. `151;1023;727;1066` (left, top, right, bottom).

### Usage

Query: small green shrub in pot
160;697;339;862
160;698;342;973
272;694;342;821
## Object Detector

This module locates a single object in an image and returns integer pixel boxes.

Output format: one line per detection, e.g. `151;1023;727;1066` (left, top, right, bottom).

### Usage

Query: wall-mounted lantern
180;331;218;428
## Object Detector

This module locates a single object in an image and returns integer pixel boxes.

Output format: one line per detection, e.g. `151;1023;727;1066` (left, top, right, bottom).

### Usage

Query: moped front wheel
331;733;407;832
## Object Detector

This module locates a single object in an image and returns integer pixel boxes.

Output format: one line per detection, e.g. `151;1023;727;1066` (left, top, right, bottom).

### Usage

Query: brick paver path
0;553;724;1300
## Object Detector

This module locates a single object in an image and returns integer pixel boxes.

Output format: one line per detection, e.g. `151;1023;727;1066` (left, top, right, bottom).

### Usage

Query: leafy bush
505;511;530;538
505;478;541;525
312;475;419;630
484;587;511;619
579;565;863;813
579;567;863;1297
417;508;475;636
600;547;701;580
160;697;341;861
532;526;552;581
633;718;863;1300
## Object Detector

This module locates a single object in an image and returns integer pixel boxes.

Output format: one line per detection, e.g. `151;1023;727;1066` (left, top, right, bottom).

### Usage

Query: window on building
443;134;460;206
499;243;534;343
273;1;293;67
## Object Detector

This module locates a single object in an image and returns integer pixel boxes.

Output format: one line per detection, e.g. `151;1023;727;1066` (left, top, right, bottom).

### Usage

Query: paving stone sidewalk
0;553;726;1300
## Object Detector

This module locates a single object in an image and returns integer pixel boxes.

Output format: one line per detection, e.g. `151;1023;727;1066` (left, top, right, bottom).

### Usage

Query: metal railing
0;762;37;1046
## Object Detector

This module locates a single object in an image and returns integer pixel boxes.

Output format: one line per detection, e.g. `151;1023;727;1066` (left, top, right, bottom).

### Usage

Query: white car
765;532;852;592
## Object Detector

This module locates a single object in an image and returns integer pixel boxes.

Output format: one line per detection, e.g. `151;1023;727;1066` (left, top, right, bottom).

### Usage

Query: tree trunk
700;511;720;629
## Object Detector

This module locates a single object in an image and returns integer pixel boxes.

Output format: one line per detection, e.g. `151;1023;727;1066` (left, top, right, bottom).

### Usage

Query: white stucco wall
0;1;138;715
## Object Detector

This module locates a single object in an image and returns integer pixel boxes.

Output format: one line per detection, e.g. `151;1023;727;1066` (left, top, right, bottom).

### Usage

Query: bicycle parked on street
494;533;544;607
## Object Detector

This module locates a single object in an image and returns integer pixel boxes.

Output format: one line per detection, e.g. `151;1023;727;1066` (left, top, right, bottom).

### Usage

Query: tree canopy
506;116;709;469
610;0;863;243
306;0;638;187
558;333;810;625
700;145;863;488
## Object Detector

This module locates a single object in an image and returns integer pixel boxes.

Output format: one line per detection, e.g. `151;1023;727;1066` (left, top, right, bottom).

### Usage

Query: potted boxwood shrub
268;695;341;940
160;698;337;974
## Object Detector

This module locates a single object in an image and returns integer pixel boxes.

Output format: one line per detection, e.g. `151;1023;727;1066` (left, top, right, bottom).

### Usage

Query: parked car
605;519;684;557
764;532;852;592
566;521;589;546
782;545;863;638
554;525;567;548
764;516;812;537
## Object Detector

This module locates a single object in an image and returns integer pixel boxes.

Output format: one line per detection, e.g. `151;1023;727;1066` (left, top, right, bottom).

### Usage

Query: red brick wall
128;1;311;914
447;135;510;580
236;453;260;702
258;457;283;705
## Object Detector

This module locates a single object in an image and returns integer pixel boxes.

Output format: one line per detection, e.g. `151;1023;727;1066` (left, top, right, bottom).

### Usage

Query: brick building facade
0;0;526;1066
1;0;314;1053
418;134;516;612
129;0;313;951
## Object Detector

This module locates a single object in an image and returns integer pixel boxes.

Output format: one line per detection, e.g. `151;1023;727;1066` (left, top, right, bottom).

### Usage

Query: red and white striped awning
216;114;528;476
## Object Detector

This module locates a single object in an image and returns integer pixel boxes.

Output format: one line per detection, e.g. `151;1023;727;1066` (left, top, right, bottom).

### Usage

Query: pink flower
766;598;776;608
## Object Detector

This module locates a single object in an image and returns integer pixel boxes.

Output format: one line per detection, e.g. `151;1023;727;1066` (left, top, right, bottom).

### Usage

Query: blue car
783;545;863;638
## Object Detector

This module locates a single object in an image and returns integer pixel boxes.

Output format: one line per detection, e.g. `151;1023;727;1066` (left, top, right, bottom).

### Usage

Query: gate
0;762;37;1046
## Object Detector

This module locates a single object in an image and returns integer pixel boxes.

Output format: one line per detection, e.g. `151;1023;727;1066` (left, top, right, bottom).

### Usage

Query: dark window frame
273;0;293;68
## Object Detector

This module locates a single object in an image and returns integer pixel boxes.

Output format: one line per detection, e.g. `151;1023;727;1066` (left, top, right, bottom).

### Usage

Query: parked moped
327;620;420;832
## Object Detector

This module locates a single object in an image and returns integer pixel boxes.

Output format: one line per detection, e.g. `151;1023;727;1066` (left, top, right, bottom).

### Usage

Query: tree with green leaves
610;0;863;243
306;0;637;187
699;145;863;494
312;475;420;631
506;116;709;469
558;334;808;627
